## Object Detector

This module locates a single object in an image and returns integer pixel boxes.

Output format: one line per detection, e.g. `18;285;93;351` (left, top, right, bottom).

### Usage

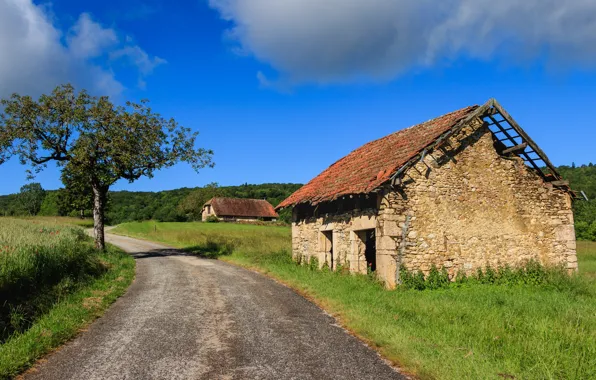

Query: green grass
4;216;96;228
112;220;290;257
578;241;596;278
0;218;135;379
113;221;596;380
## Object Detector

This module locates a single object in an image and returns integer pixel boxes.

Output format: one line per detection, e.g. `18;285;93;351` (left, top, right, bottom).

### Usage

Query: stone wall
291;117;577;288
201;206;212;221
292;209;378;274
381;117;576;285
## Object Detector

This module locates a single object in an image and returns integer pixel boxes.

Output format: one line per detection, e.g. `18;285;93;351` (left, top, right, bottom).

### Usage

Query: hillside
0;164;594;233
0;183;303;224
557;164;596;200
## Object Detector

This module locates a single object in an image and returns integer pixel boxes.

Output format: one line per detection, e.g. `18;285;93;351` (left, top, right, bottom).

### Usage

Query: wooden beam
491;100;561;179
487;115;547;174
549;180;570;187
502;143;528;154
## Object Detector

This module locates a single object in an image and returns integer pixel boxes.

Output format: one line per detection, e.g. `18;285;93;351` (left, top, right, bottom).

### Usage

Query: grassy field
111;220;290;257
577;240;596;278
0;218;135;379
113;221;596;380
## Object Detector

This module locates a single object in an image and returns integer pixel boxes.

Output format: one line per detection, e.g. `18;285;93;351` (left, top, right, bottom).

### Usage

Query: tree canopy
0;84;213;249
16;183;45;216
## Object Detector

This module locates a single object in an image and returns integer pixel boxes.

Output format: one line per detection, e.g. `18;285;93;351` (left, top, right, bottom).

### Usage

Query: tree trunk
92;184;107;251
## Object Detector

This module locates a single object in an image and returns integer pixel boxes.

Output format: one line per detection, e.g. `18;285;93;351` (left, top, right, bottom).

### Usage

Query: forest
0;164;595;239
0;183;302;224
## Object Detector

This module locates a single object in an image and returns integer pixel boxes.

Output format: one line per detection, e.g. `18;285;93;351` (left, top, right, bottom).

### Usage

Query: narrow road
25;233;405;380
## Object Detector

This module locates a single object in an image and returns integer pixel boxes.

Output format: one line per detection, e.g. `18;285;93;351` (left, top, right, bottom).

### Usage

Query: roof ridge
277;104;480;209
359;105;477;149
324;105;477;171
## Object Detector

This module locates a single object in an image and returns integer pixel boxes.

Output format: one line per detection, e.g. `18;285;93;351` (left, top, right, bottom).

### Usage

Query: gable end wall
381;117;576;286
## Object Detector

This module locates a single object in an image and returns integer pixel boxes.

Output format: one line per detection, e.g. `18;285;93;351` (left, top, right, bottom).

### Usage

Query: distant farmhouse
202;197;278;222
277;99;578;288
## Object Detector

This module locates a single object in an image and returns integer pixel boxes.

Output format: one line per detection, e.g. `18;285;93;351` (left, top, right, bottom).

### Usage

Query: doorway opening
363;229;376;272
321;230;334;269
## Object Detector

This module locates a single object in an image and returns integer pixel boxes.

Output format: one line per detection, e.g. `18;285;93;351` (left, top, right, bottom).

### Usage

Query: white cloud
0;0;164;98
67;13;118;59
109;45;166;89
209;0;596;86
110;45;167;75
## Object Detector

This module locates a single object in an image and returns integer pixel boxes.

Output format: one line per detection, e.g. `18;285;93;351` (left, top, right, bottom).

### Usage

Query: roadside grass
113;221;596;380
3;216;96;229
0;218;134;379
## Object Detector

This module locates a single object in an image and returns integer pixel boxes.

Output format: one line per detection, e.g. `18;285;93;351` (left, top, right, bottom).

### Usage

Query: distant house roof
206;197;279;218
277;99;571;209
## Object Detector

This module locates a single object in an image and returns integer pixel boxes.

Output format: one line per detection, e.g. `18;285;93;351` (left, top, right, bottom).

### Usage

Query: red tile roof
207;197;279;218
278;105;478;209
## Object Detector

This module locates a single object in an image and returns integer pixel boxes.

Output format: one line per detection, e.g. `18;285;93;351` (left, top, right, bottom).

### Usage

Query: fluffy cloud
209;0;596;85
0;0;164;98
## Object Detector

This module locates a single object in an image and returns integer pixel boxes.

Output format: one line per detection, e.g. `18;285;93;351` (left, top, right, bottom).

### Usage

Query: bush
576;220;596;241
205;215;219;223
399;261;584;292
309;256;320;271
426;265;450;289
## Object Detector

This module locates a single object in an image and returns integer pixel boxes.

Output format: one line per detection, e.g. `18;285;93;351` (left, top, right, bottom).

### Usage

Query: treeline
0;183;302;224
1;164;595;237
557;163;596;240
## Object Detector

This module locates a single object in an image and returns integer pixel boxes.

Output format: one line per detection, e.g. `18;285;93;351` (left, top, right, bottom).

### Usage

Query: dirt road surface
25;233;405;380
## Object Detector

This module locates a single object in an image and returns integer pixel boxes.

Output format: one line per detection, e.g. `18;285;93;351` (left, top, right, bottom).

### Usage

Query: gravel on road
24;233;405;380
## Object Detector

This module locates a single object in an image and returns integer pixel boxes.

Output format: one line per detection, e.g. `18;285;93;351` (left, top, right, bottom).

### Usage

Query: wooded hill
0;183;302;224
1;164;595;237
557;164;596;240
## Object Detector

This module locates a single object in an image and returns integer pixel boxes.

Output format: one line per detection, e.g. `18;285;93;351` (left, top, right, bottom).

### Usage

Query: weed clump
308;256;320;271
399;260;587;293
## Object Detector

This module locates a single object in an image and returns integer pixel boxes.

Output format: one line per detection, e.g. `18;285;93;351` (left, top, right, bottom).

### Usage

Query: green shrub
426;265;450;289
399;261;584;292
205;215;219;223
576;220;596;241
309;256;319;271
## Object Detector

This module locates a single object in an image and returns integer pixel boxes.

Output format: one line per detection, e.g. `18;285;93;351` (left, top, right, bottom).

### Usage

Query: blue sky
0;0;595;195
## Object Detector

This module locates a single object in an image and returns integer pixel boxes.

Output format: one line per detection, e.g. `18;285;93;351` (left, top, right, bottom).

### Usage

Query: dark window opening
364;229;376;272
322;230;334;269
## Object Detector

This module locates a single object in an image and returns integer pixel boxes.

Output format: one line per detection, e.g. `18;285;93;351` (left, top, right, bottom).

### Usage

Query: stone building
202;197;278;222
277;99;577;288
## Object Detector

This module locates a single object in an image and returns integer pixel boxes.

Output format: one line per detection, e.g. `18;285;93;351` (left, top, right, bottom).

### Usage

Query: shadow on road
131;248;192;260
130;247;228;260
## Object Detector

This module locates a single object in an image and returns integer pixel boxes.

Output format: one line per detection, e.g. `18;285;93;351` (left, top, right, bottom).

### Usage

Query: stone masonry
291;116;577;288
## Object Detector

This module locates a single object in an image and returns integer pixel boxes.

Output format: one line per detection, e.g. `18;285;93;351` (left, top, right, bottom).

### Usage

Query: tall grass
113;221;596;379
8;216;95;228
0;219;107;341
0;218;135;378
112;221;290;258
577;240;596;278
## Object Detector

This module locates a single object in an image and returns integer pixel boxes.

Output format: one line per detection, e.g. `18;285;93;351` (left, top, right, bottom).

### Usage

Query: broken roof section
278;99;572;210
206;197;279;218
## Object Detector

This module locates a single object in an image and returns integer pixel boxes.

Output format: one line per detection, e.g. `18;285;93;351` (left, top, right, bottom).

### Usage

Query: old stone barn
202;197;278;222
277;99;578;288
